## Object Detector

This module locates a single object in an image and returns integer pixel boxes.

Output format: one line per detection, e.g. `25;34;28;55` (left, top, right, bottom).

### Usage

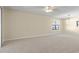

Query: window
52;20;60;30
76;21;79;27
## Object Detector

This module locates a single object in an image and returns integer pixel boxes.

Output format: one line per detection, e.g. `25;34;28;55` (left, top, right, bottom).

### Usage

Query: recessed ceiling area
5;6;79;17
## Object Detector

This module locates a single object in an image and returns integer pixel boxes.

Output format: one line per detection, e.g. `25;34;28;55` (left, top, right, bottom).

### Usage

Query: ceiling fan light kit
44;6;55;13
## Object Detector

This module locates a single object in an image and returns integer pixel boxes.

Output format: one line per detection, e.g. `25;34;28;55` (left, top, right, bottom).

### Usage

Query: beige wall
66;17;79;33
2;7;9;42
2;8;67;41
3;8;53;41
61;19;66;31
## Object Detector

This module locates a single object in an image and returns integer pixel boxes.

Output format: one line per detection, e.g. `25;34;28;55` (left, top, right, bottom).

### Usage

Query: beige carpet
0;32;79;53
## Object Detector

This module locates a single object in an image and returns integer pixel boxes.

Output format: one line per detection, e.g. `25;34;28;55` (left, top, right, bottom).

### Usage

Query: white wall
66;17;79;33
3;8;53;41
55;8;79;33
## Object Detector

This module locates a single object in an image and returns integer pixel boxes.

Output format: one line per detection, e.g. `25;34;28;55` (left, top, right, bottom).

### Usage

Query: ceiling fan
44;6;56;13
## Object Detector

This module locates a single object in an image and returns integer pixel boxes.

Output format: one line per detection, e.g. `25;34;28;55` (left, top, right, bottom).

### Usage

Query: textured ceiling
5;6;79;17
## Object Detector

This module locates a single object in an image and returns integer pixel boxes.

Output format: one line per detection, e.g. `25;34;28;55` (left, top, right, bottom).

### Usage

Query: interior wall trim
4;32;60;42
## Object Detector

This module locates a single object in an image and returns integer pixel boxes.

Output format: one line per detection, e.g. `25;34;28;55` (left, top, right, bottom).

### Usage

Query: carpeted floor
0;32;79;53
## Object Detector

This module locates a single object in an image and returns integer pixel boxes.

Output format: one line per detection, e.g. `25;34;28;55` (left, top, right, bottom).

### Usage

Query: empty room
0;6;79;53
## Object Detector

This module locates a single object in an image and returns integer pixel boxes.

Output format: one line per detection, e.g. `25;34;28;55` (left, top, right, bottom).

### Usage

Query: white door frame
0;8;1;47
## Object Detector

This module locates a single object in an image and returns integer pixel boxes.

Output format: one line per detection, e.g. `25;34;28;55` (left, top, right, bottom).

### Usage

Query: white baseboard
4;31;61;42
5;33;52;41
4;31;60;41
